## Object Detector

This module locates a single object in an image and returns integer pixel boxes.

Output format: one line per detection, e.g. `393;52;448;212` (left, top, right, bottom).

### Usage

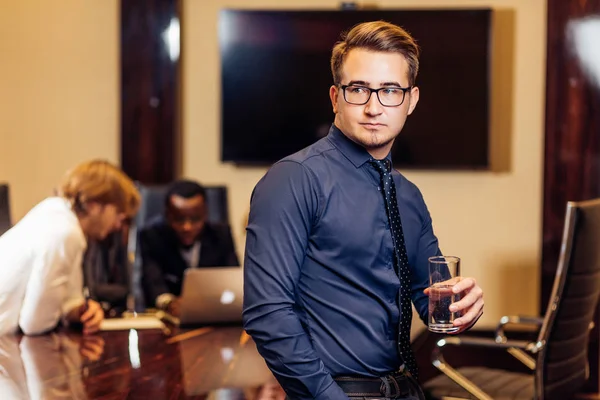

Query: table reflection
0;326;284;399
0;333;101;399
0;335;28;399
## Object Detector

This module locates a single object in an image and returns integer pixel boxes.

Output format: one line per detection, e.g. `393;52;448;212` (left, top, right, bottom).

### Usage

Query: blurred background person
0;160;140;335
141;180;239;316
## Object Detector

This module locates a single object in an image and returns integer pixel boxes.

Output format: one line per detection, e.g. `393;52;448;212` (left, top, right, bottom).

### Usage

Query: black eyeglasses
340;84;412;107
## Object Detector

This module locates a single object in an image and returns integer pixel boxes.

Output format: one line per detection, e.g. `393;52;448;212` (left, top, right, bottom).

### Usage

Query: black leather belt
334;370;412;399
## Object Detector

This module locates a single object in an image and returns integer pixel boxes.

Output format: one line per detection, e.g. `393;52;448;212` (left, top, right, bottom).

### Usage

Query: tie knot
369;158;392;175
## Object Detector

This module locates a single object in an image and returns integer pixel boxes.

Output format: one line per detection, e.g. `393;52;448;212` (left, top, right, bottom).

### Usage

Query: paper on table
100;317;166;331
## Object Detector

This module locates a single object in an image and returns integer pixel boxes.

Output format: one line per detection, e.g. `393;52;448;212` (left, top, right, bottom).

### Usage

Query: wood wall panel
120;0;181;184
544;0;600;393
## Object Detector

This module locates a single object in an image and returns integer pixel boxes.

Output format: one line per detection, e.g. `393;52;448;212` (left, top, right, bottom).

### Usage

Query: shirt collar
326;124;393;168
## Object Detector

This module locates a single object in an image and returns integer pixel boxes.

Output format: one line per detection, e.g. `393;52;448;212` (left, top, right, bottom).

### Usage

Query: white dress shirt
179;241;201;270
0;197;87;335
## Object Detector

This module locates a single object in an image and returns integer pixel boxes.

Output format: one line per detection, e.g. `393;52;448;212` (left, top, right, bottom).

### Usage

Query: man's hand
448;277;483;333
80;299;104;335
424;276;484;333
167;297;182;317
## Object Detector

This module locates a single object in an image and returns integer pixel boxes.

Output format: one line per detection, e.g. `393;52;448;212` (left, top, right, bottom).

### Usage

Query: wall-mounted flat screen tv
219;9;491;169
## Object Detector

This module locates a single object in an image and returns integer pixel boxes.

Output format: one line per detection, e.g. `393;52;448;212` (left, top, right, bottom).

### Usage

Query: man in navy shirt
243;21;484;400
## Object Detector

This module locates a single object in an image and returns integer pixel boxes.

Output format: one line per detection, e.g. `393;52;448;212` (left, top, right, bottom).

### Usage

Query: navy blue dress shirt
243;125;441;399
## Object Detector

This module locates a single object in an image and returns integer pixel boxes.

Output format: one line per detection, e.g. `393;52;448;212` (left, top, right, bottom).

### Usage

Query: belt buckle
379;372;409;399
379;375;399;399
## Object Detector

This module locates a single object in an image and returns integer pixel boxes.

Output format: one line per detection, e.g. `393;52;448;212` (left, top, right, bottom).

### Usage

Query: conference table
0;325;286;399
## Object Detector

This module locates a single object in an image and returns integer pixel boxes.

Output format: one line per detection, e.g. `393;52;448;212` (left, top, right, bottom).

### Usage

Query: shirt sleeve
62;251;85;316
19;231;85;335
243;161;348;400
410;190;442;325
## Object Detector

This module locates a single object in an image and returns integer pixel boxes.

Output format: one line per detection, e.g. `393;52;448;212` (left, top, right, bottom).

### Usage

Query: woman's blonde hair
58;160;140;218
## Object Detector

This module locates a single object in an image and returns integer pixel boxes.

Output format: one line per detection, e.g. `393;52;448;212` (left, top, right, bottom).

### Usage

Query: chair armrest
495;315;543;342
433;335;541;372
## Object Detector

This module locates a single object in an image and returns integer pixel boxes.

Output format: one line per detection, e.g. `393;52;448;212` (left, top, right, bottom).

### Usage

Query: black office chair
0;184;11;236
423;198;600;400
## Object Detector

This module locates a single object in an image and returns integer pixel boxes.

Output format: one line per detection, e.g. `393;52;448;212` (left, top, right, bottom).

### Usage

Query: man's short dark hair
331;21;420;87
165;180;206;208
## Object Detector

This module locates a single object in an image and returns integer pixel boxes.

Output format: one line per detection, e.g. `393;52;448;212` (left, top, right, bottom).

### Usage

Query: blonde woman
0;160;140;336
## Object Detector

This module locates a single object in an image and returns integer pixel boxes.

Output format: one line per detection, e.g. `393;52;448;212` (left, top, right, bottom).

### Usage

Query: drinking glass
428;256;461;333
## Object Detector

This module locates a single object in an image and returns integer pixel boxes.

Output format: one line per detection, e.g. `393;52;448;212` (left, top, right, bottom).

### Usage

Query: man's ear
329;85;339;113
407;86;419;116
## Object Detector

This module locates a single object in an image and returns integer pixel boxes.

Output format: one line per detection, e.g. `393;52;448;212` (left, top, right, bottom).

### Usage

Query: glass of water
428;256;461;333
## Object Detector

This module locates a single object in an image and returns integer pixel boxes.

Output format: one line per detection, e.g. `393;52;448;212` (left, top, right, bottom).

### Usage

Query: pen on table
82;286;90;314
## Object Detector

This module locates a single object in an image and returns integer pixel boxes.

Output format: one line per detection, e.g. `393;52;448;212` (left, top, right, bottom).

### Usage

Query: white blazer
0;197;87;335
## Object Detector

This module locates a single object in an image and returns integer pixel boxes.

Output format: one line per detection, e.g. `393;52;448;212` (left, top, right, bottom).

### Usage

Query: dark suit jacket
140;216;239;307
83;231;129;312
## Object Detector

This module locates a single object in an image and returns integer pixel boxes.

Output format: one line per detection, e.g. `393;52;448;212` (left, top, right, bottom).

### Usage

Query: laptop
177;267;244;327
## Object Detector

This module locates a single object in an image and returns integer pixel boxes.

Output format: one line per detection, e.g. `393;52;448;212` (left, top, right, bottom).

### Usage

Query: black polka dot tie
370;158;418;380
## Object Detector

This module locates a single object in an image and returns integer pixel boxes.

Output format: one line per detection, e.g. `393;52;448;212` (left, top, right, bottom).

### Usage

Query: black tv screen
219;9;491;169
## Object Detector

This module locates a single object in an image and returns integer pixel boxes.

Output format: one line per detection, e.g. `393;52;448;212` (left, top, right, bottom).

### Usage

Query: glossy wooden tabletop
0;325;286;399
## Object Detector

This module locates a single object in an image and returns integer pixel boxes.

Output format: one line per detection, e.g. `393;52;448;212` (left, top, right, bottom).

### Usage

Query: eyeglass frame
338;84;413;107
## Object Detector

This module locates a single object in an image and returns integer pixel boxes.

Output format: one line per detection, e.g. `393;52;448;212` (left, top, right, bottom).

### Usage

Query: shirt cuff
62;296;85;317
156;293;175;310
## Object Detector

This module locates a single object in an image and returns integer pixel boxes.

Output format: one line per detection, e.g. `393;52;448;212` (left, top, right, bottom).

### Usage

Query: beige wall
183;0;547;328
0;0;546;329
0;0;120;221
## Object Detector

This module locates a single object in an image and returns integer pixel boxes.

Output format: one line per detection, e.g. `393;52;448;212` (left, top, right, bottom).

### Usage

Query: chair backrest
133;184;230;230
133;184;168;231
204;186;230;226
536;198;600;399
0;184;11;236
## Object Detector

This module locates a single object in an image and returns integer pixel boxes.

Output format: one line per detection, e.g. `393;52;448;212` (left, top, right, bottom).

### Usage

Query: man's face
329;48;420;159
85;203;126;240
166;194;206;246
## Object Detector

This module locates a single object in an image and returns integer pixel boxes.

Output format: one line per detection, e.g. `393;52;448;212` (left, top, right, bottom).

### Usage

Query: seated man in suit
140;180;239;315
